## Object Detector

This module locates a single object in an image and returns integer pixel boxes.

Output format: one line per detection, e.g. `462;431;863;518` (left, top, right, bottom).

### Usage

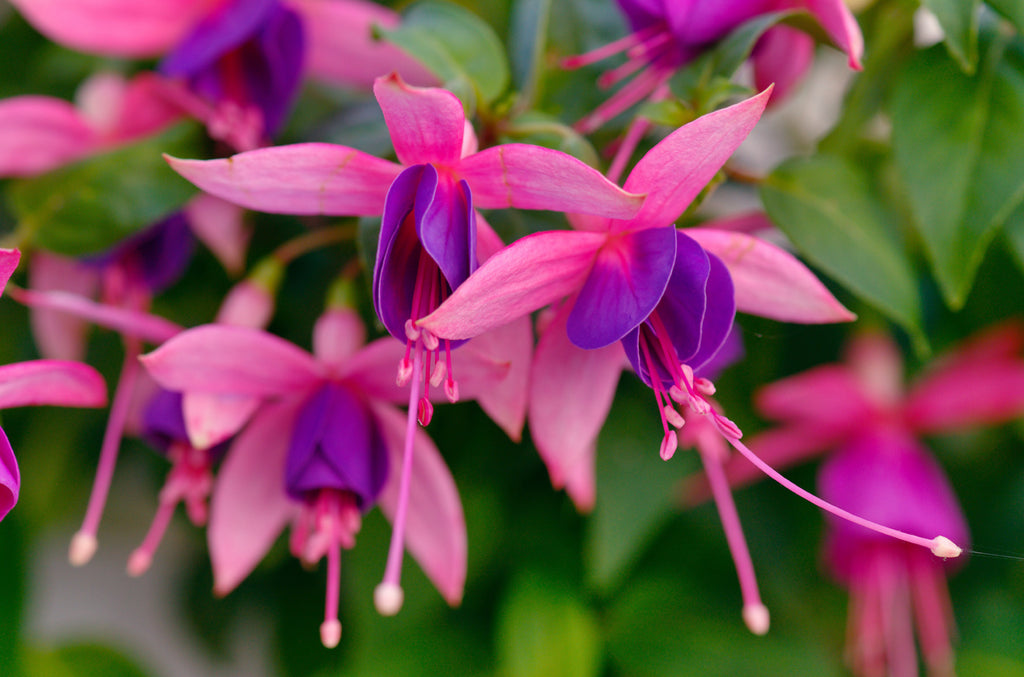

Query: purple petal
87;212;195;293
242;5;306;135
285;382;388;507
160;0;278;77
820;428;969;581
0;360;107;409
664;1;770;45
567;226;677;349
141;388;189;453
0;428;19;521
686;251;736;371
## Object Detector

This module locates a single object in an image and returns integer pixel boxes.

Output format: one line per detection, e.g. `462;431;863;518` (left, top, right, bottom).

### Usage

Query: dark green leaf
7;123;202;257
585;379;692;594
496;571;602;677
23;643;153;677
922;0;981;72
891;32;1024;308
760;155;925;349
377;1;510;111
499;111;600;166
509;0;553;106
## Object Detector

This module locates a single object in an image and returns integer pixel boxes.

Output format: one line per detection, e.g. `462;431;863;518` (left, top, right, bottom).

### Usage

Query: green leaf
922;0;981;72
23;643;153;677
509;0;553;107
760;154;925;349
585;380;692;594
0;518;25;677
1003;198;1024;273
7;123;202;257
496;571;602;677
891;32;1024;308
378;1;510;111
989;0;1024;34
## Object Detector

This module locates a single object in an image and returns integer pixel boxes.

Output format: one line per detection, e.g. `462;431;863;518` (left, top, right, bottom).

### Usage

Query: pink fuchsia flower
167;73;641;425
567;0;864;132
142;306;468;646
9;0;428;149
0;249;109;521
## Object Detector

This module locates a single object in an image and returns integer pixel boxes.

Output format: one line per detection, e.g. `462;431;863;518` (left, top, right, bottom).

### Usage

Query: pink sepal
0;249;21;294
755;364;872;426
460;144;644;219
687;227;855;323
0;96;99;177
28;252;98;361
183;392;262;450
166;144;402;216
141;325;322;397
208;400;300;596
372;402;467;605
0;360;107;410
798;0;864;69
529;301;624;511
460;316;533;441
1;429;19;521
8;0;216;58
615;89;771;232
185;194;251;276
374;73;465;167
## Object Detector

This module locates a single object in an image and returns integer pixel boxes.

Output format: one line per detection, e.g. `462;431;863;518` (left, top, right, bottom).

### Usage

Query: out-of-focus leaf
22;643;153;677
496;571;602;677
922;0;980;72
956;652;1024;677
6;123;201;257
989;0;1024;34
585;380;692;594
499;111;599;166
0;517;25;677
1003;199;1024;273
891;32;1024;309
377;0;510;111
760;154;925;350
509;0;552;106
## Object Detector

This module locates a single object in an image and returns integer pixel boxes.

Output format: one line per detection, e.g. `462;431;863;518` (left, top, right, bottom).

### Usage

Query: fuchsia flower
568;0;864;131
0;249;109;521
8;0;427;149
690;327;1024;675
142;303;469;647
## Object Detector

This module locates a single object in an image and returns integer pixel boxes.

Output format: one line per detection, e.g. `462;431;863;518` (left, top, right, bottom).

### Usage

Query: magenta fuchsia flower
682;326;1024;672
142;306;468;647
8;0;428;150
0;249;109;521
567;0;864;132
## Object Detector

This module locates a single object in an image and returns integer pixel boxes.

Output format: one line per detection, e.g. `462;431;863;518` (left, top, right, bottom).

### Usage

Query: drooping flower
0;249;110;521
142;301;468;646
687;325;1024;672
567;0;864;132
8;0;426;149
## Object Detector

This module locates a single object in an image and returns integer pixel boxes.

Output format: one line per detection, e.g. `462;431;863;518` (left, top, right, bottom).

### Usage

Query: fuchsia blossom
689;327;1024;675
142;299;469;647
568;0;864;132
0;249;109;521
8;0;428;150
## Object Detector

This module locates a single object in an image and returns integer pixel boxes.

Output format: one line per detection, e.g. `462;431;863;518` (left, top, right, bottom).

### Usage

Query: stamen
560;23;666;69
700;442;768;635
397;354;413;387
430;360;447;388
421;329;439;352
694;378;716;397
404;319;421;342
664;405;685;429
718;420;964;560
660;431;678;460
418;398;434;427
444;341;459;403
71;341;142;566
127;497;177;576
575;66;672;133
321;528;342;648
376;348;423;616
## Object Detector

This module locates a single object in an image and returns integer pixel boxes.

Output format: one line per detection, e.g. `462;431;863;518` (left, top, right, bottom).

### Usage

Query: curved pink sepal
0;360;107;409
0;96;98;177
460;144;644;218
208;400;299;595
289;0;435;88
374;74;465;167
166;144;401;216
372;402;467;605
418;230;607;340
687;227;855;323
460;316;533;441
183;392;262;450
0;249;21;294
8;0;215;57
529;302;624;511
616;88;771;232
755;364;871;426
142;325;322;397
798;0;864;69
1;428;19;521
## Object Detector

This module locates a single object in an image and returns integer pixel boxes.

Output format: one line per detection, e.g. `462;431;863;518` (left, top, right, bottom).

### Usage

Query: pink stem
127;494;177;575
